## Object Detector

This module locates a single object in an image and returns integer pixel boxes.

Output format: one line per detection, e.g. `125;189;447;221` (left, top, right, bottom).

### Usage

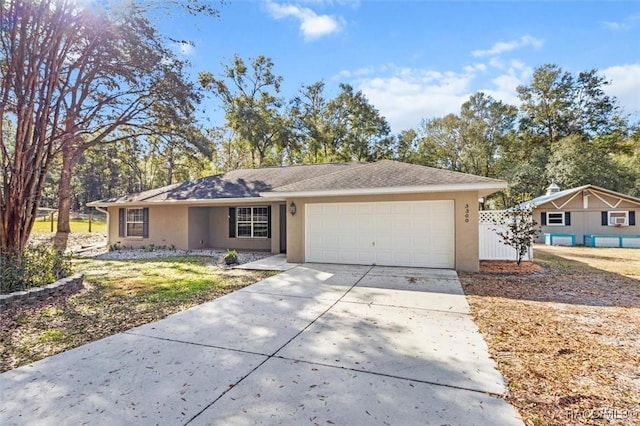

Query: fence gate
479;210;532;261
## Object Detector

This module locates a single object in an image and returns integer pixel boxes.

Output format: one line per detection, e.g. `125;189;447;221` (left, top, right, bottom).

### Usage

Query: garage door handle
372;241;375;246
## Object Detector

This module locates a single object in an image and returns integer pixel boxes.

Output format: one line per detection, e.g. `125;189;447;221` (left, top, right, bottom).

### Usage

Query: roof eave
86;197;282;208
260;182;508;199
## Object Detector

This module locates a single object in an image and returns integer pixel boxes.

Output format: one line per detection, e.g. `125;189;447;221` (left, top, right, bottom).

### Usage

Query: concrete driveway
0;263;523;425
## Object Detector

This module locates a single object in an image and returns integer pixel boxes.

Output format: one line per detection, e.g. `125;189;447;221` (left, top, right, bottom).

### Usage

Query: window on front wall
237;206;269;238
126;208;144;237
547;212;565;226
608;211;628;226
118;207;148;238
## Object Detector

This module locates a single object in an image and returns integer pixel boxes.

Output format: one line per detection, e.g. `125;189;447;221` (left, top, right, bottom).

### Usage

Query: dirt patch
461;246;640;425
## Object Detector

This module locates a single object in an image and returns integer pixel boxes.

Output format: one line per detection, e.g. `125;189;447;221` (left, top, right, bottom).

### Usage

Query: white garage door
305;200;455;268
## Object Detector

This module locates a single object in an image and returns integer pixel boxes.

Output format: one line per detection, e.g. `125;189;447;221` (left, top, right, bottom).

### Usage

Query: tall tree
326;83;391;162
517;64;575;147
415;114;463;170
511;64;626;197
200;55;289;167
1;0;83;259
1;0;214;256
290;81;392;163
393;129;419;163
458;92;517;178
290;81;332;163
546;133;637;193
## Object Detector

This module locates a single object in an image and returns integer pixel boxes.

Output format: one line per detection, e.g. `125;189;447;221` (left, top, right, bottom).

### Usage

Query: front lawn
0;256;273;372
460;246;640;426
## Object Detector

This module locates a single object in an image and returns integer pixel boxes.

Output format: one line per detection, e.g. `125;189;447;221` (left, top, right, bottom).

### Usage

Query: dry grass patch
461;246;640;426
0;256;273;372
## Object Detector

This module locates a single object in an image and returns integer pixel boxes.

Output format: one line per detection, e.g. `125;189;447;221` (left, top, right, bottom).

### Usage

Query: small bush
224;249;238;265
0;246;72;294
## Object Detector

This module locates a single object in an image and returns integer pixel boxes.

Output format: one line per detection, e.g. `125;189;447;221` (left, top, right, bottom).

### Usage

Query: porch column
270;203;280;254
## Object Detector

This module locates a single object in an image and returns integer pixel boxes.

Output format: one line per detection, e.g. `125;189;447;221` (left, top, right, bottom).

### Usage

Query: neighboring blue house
519;184;640;248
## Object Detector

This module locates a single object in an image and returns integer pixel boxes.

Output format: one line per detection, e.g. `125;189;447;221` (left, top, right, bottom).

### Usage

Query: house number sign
464;204;470;223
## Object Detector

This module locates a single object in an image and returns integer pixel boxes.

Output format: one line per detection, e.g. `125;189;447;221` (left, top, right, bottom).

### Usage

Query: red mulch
480;260;544;274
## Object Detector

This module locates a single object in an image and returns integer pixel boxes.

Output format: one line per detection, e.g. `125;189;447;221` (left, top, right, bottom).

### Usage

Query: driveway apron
1;264;523;426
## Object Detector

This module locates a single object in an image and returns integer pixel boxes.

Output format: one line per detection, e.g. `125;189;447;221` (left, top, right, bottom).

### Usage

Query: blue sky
157;1;640;133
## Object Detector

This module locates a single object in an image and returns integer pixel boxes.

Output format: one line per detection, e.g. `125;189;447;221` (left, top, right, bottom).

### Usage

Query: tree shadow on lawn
1;266;521;426
460;250;639;308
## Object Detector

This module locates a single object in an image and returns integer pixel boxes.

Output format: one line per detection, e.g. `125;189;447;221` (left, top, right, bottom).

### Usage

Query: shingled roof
89;160;506;206
90;162;362;205
267;160;502;193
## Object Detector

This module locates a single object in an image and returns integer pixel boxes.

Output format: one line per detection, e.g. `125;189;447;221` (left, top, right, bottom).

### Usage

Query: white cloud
265;1;344;41
472;35;543;58
602;14;640;31
602;64;640;115
296;0;360;6
602;21;626;31
348;65;475;131
338;59;536;132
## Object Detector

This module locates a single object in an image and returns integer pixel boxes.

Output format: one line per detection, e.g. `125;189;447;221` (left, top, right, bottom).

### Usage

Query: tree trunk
166;143;175;186
54;141;80;253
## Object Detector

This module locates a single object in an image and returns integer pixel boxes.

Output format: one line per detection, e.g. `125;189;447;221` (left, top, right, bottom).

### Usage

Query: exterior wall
536;207;639;244
188;207;210;249
107;205;189;249
108;203;282;252
208;204;279;252
286;191;480;272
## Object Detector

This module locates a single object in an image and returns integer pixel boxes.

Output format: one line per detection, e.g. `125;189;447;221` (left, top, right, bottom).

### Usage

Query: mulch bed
480;260;544;274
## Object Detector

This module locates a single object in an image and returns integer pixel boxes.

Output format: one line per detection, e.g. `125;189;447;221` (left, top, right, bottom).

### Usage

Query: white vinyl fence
479;210;532;261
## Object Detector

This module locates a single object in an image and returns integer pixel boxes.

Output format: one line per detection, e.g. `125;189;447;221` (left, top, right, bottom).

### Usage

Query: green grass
1;256;274;372
76;256;232;303
37;329;65;344
31;218;107;234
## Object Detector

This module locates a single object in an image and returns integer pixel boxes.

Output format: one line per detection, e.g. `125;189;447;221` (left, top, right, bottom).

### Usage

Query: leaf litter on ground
460;245;640;426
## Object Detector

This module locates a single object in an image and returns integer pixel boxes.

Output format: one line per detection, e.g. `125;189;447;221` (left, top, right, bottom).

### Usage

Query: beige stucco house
519;184;640;247
88;160;507;271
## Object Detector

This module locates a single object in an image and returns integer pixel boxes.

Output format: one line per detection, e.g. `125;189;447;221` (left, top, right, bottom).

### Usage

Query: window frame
236;206;269;239
126;207;145;237
607;211;629;227
546;211;565;226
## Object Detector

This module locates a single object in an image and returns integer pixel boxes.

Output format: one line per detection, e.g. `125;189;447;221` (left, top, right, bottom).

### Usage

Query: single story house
519;184;640;247
88;160;507;271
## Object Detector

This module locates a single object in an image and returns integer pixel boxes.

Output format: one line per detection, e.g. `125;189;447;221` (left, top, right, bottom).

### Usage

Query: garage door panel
305;201;455;269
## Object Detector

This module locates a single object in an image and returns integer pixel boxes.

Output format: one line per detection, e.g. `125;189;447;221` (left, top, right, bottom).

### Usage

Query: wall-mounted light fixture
289;201;297;216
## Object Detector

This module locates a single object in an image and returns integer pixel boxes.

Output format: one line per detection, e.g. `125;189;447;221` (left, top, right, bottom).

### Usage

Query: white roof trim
260;182;507;198
87;197;285;208
556;190;582;209
520;184;640;209
590;191;616;209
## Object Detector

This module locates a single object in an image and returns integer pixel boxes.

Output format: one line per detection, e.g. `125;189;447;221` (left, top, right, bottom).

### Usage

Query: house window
237;207;269;238
547;212;565;226
126;208;144;237
608;211;628;226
